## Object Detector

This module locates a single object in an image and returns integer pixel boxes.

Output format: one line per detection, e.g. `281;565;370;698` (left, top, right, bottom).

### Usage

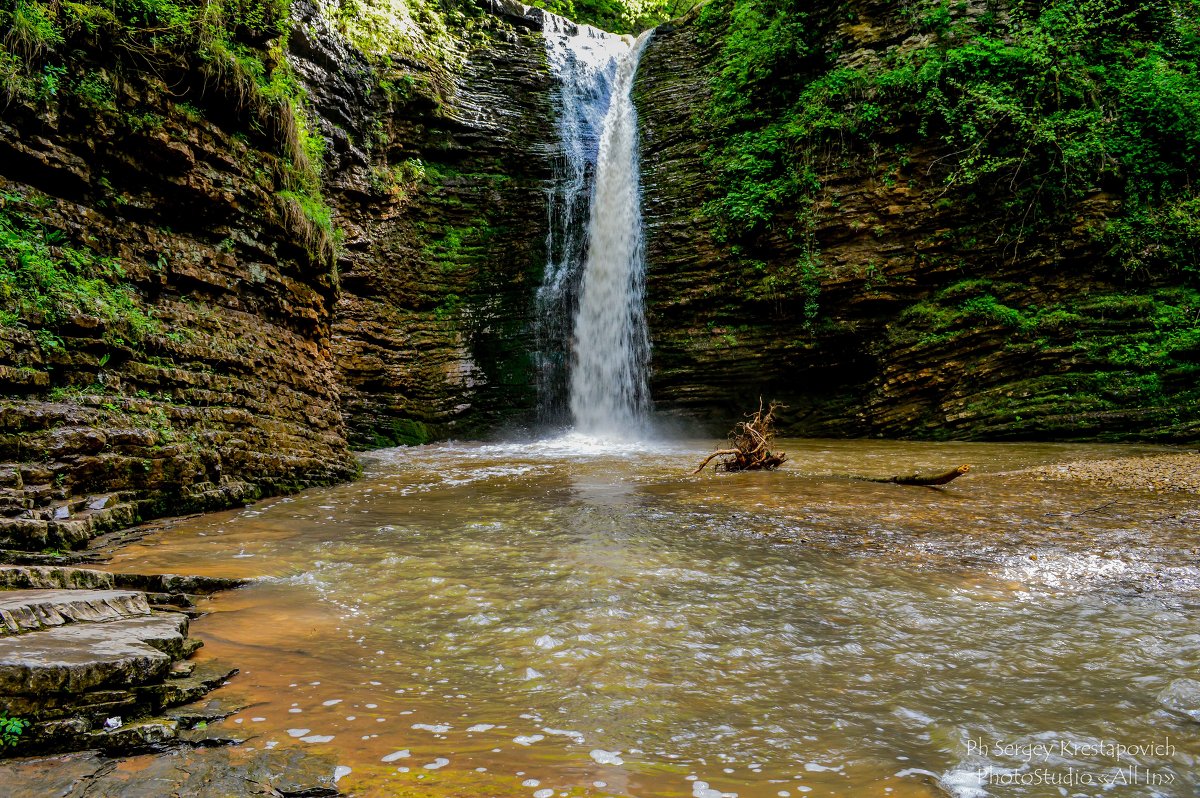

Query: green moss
0;190;156;341
523;0;694;34
384;418;432;446
422;221;500;274
889;286;1200;412
0;0;338;269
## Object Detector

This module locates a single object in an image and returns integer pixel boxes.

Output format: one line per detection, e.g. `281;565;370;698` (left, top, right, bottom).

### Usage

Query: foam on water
102;437;1200;796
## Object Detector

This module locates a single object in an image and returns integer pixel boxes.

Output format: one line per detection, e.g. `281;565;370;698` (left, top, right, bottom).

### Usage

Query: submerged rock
1158;678;1200;723
0;745;343;798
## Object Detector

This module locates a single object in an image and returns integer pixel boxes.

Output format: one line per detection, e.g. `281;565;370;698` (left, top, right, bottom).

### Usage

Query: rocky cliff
0;0;569;554
0;0;360;554
635;0;1200;441
319;0;558;447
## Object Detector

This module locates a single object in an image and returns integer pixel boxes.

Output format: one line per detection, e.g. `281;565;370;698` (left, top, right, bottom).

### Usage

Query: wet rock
0;579;238;757
86;495;113;511
1158;678;1200;723
89;718;179;753
48;428;107;457
0;745;343;798
0;612;189;697
111;572;250;595
0;566;116;591
0;589;150;635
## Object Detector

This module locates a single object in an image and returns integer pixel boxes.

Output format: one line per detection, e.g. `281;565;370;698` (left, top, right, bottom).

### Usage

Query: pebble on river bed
1027;452;1200;494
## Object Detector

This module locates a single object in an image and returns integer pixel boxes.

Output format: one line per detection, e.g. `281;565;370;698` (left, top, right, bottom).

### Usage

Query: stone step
0;565;117;591
0;589;150;636
0;612;190;701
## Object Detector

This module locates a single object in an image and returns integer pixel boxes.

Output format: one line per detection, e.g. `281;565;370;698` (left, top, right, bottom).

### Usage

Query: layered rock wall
322;0;558;446
0;39;359;552
0;0;566;553
635;2;1200;441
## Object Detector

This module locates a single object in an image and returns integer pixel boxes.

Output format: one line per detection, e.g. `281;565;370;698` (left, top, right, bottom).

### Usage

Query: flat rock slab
0;745;342;797
0;566;116;591
0;589;150;636
0;612;188;698
111;572;250;595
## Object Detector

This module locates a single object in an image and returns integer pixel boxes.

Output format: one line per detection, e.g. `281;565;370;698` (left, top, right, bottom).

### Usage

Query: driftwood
693;401;788;474
859;464;972;486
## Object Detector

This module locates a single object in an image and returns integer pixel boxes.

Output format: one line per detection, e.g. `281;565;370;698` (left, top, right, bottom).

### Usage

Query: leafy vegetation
0;0;336;268
890;281;1200;405
697;0;1200;279
0;190;156;339
525;0;696;34
0;714;28;748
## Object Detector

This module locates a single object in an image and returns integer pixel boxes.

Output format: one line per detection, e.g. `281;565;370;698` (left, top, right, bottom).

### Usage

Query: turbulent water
105;437;1200;798
538;20;653;435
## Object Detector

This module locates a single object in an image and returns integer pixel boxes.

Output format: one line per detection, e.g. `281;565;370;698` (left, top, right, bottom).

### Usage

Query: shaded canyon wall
634;1;1200;441
0;0;558;554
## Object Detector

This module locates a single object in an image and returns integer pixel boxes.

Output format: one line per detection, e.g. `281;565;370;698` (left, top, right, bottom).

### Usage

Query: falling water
539;17;653;437
536;17;621;425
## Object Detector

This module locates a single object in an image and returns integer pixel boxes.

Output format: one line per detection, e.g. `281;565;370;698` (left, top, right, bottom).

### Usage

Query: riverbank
1026;450;1200;494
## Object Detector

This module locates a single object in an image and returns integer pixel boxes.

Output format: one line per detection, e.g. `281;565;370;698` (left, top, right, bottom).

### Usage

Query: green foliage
698;0;1200;279
74;70;115;110
0;0;337;269
329;0;450;61
3;1;63;60
369;158;426;198
524;0;695;34
696;0;833;242
892;281;1200;405
0;714;29;748
0;191;156;341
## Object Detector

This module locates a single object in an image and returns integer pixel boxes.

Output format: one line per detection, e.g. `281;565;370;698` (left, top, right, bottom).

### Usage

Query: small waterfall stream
539;18;653;438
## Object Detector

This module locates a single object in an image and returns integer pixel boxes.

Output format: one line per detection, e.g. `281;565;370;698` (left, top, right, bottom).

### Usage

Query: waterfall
540;16;653;438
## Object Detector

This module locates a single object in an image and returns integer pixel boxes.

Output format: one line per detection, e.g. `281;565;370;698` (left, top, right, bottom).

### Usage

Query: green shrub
523;0;695;34
0;715;28;748
697;0;1200;280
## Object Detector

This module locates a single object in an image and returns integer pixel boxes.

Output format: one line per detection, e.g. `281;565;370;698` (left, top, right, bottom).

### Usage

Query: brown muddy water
104;437;1200;797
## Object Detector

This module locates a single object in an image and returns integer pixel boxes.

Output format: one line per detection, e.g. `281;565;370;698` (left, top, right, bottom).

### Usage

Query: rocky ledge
0;745;345;798
0;566;238;757
1026;451;1200;495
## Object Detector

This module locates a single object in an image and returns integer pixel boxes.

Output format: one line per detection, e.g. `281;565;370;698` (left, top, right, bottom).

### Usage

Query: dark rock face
635;4;1200;441
0;24;360;547
322;2;558;447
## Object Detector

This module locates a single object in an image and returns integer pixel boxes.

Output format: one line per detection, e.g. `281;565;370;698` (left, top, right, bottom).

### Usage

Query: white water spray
540;17;653;438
